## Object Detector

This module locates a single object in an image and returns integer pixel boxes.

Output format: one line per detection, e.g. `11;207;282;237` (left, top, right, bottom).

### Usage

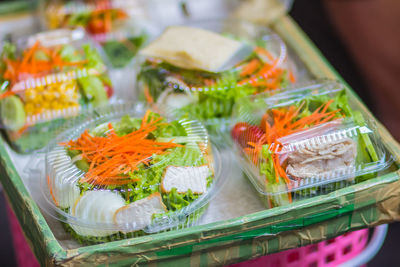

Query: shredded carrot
0;90;16;99
12;124;29;140
2;41;87;85
237;51;288;92
255;46;275;62
104;9;112;32
289;70;296;83
115;9;128;19
61;112;182;187
143;85;154;104
203;78;215;87
47;175;59;206
240;58;260;77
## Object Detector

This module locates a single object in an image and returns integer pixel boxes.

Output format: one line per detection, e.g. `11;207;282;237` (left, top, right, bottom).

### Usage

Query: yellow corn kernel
34;95;43;103
44;91;56;101
25;89;36;100
24;103;35;114
42;101;50;109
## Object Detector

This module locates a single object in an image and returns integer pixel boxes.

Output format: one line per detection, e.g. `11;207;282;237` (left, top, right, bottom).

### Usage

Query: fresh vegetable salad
44;0;131;35
0;29;113;152
43;105;223;244
230;81;392;208
43;0;149;68
137;21;295;121
92;27;148;68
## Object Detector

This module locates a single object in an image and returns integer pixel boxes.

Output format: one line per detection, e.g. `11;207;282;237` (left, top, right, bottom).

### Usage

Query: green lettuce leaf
59;44;83;62
78;75;107;106
82;44;105;72
260;145;290;207
163;188;198;211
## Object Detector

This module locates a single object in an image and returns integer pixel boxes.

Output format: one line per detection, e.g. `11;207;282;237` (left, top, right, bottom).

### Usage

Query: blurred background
0;0;399;266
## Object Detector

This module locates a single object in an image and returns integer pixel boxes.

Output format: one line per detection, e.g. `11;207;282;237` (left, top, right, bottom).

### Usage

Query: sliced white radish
156;84;195;112
114;192;166;232
164;93;194;110
161;165;209;194
70;190;125;237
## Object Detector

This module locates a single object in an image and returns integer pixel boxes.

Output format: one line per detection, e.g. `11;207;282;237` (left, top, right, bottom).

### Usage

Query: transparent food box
229;81;393;208
0;28;115;153
41;103;227;244
143;0;293;26
42;0;148;34
137;19;297;124
91;22;149;69
41;0;152;69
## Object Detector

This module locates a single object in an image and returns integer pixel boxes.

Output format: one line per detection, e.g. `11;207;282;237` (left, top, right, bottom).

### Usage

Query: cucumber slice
353;111;379;162
78;76;108;107
0;95;26;131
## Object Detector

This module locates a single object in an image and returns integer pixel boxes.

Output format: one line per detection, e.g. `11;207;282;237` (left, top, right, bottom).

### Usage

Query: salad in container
42;0;150;69
230;81;393;208
0;29;113;153
92;25;148;68
42;103;226;244
137;19;296;125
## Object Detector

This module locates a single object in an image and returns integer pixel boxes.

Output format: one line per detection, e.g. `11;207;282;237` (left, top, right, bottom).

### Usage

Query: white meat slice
114;193;166;232
286;138;357;180
161;165;209;194
70;190;125;237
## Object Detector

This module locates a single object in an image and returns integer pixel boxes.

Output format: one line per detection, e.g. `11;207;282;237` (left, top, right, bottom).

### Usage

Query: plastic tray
1;12;400;266
0;28;116;153
40;103;227;244
137;18;297;122
230;81;393;207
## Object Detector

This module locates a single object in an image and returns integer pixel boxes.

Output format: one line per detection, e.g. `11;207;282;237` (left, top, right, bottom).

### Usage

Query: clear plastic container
41;0;149;34
229;81;394;208
41;0;154;69
137;18;297;124
91;21;149;69
0;28;115;153
145;0;293;27
40;103;227;244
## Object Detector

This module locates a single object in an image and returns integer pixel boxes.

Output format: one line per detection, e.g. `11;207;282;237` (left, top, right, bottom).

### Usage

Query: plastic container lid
229;81;393;202
0;28;116;152
41;103;227;241
137;18;296;123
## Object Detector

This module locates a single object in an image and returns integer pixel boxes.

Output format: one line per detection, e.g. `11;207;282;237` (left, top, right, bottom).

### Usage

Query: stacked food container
0;0;399;266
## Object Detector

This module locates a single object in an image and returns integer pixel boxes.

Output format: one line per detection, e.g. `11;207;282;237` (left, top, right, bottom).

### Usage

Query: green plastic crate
0;13;400;266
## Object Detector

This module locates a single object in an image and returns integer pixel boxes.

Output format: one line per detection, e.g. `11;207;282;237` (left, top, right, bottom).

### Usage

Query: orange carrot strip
144;85;154;104
289;70;296;83
0;90;16;99
254;47;275;62
47;175;59;206
240;58;260;77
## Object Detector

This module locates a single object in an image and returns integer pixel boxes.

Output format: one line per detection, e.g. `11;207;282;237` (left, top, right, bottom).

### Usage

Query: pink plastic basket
6;204;40;267
229;229;368;267
6;201;367;267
